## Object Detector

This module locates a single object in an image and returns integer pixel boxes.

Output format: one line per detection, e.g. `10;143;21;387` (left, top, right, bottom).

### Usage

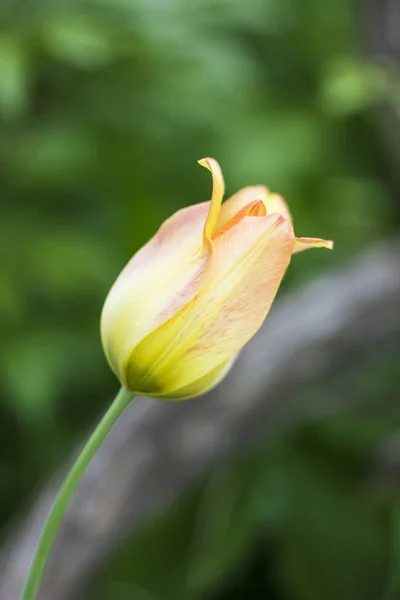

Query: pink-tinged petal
127;213;295;395
213;199;266;239
293;237;334;254
216;185;269;230
101;201;212;384
198;157;225;245
216;187;292;232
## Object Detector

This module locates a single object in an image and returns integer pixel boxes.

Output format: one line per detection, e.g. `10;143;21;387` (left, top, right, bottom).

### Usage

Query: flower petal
213;199;266;238
128;213;295;394
101;201;211;384
266;193;292;222
198;157;225;244
293;237;334;254
216;185;269;230
216;187;292;232
157;356;237;400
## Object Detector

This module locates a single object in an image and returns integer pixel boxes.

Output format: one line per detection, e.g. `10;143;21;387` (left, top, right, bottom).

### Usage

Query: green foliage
0;0;399;597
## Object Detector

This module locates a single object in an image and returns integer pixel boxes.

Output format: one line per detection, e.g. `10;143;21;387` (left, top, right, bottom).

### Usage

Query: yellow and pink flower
101;158;332;399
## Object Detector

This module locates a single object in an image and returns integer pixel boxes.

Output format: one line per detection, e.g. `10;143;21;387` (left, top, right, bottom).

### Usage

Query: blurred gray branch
366;0;400;203
1;241;400;600
366;0;400;58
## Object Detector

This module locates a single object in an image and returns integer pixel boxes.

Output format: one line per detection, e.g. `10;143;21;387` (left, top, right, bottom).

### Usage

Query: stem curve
20;386;133;600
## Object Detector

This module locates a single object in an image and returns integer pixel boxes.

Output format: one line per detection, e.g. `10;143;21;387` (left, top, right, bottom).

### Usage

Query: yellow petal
293;237;334;254
101;201;211;385
198;157;225;245
213;199;266;239
157;356;237;400
266;193;292;222
216;185;269;230
216;187;292;232
127;213;295;395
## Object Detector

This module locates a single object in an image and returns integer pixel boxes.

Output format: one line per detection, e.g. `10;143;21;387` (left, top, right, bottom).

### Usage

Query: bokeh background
1;0;400;598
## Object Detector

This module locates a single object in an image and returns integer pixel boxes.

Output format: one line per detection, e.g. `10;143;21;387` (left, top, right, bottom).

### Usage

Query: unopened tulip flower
101;158;332;399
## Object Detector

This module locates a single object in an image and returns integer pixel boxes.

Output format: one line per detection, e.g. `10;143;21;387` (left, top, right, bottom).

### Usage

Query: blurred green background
1;0;400;598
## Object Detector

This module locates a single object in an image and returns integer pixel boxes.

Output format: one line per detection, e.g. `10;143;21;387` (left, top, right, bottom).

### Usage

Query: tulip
101;158;332;399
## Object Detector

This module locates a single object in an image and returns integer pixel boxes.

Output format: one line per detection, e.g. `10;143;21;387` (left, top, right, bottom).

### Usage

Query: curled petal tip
197;157;221;174
294;237;334;254
200;157;225;242
315;239;333;250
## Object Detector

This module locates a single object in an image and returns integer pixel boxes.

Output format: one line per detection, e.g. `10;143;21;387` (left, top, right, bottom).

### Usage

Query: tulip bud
101;158;332;399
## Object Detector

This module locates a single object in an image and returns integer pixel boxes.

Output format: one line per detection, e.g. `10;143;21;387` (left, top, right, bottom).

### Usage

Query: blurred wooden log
1;241;400;600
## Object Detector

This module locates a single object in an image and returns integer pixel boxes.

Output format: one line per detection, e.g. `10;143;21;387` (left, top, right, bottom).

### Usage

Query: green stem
20;386;133;600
